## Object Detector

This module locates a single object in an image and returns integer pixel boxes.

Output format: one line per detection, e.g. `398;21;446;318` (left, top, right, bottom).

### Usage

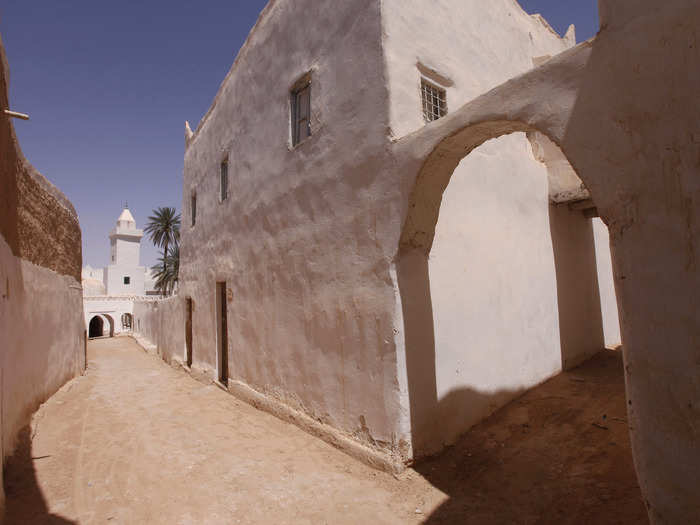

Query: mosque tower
103;205;146;295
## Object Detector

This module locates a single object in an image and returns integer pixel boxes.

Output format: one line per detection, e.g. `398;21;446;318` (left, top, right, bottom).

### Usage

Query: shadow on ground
414;350;648;524
4;427;76;525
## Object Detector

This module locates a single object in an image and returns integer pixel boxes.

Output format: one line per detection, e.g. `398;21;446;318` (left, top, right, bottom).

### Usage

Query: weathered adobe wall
0;32;85;502
0;42;81;282
181;0;408;457
132;299;184;366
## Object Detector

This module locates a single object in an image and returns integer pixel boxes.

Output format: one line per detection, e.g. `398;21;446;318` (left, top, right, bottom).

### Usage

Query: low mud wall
133;298;185;365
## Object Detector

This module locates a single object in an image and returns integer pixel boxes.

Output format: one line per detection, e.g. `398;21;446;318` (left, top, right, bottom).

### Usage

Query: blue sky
0;1;598;269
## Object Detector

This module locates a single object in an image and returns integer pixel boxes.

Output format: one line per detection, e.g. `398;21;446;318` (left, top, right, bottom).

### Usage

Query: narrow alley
4;338;646;524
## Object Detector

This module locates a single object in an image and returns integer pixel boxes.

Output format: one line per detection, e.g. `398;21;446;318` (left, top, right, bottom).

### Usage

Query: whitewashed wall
180;0;405;454
83;297;135;335
426;134;563;450
381;0;574;140
175;0;619;463
593;218;621;346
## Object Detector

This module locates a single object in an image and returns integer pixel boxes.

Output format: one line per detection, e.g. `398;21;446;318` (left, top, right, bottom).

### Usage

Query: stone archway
88;316;104;339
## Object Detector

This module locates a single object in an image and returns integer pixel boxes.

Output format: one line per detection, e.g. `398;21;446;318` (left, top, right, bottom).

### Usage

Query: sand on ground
4;337;646;524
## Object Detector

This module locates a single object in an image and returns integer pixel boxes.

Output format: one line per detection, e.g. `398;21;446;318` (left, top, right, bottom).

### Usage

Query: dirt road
4;337;646;524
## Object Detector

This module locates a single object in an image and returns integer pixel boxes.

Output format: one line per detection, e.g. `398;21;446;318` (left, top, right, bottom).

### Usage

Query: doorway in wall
215;282;228;385
88;316;104;338
185;297;193;368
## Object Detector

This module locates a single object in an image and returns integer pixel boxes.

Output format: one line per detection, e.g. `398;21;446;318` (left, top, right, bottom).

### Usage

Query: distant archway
102;314;115;337
121;313;133;331
88;316;104;339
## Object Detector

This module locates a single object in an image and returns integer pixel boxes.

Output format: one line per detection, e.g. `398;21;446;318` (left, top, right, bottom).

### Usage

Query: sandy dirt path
4;337;646;524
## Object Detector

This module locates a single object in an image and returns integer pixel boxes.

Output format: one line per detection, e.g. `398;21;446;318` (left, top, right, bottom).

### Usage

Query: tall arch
396;121;611;456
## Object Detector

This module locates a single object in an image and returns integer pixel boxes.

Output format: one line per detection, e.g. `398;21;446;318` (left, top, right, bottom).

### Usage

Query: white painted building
140;0;622;464
82;207;158;337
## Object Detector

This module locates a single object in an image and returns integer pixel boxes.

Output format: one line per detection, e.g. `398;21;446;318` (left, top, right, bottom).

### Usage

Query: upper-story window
219;158;229;202
291;77;311;146
190;193;197;227
123;276;131;285
421;79;447;123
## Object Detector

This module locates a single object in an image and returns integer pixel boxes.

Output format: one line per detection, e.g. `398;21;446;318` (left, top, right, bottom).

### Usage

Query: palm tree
151;244;179;296
144;207;180;296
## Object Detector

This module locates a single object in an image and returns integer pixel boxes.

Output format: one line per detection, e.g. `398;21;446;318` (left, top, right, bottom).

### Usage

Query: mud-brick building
0;34;85;512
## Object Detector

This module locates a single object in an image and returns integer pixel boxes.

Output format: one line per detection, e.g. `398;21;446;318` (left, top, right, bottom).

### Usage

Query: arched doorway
396;122;638;520
88;316;104;339
397;121;620;456
388;14;700;516
103;314;115;337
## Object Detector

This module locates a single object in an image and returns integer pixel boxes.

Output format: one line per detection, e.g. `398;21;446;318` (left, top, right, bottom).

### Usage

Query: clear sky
0;1;598;270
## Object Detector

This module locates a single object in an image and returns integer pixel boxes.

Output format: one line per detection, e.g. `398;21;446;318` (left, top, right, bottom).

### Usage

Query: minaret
103;206;146;295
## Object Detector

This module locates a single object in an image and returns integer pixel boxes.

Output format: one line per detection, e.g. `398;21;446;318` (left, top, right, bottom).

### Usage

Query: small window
291;81;311;146
191;193;197;227
124;276;131;285
220;158;229;202
421;79;447;123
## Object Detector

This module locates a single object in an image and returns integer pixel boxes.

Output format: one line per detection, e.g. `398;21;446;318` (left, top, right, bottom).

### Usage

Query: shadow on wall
3;427;77;524
548;203;605;370
397;201;607;458
397;249;525;457
413;350;646;524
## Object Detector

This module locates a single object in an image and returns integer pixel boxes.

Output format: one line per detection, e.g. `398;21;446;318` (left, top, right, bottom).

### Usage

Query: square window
291;81;311;146
421;79;447;123
124;276;131;285
220;159;229;202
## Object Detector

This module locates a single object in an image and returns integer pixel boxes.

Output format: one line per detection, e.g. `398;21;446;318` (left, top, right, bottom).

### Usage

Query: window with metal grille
220;158;229;202
291;82;311;146
123;276;130;285
421;79;447;123
190;193;197;227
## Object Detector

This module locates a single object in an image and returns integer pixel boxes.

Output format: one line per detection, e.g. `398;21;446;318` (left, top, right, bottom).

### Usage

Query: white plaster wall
381;0;574;139
103;264;146;296
114;237;141;267
180;0;406;452
381;0;581;455
82;266;103;281
593;218;621;347
176;0;583;460
84;297;136;335
0;232;85;457
428;134;561;449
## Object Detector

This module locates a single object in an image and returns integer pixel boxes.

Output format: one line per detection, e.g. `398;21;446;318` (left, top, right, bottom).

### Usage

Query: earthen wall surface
0;35;85;514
